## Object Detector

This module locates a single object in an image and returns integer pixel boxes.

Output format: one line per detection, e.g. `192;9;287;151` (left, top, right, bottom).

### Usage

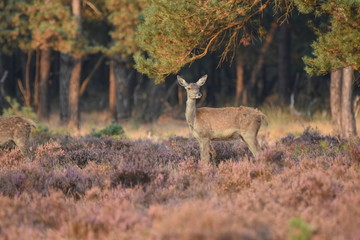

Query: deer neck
185;98;196;129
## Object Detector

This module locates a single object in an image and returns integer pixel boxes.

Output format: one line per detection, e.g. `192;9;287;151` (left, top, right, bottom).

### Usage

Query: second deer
0;116;36;161
178;74;268;163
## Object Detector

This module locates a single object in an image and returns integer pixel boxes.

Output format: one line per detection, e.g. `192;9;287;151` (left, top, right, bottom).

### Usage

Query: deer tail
259;113;269;127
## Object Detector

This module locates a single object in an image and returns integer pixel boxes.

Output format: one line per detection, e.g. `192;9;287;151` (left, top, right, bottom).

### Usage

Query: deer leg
198;138;211;163
13;130;33;162
242;129;261;158
13;139;33;162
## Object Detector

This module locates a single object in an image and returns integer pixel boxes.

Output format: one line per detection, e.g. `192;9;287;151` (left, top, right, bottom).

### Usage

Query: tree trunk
249;21;278;105
109;60;116;118
113;58;132;120
67;0;82;130
68;57;81;129
22;51;32;107
0;51;3;77
330;69;342;129
59;53;72;124
133;74;147;121
235;53;247;106
145;80;165;122
0;70;9;113
278;21;291;105
341;66;357;138
133;75;165;122
235;53;245;106
37;48;51;120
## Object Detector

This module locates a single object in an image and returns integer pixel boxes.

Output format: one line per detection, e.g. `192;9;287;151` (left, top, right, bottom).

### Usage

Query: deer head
177;75;207;100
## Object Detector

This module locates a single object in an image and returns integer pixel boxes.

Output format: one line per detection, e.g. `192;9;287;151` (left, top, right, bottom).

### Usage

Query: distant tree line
0;0;359;137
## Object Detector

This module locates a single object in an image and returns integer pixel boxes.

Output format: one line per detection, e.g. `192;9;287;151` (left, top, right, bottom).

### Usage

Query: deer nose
196;93;202;98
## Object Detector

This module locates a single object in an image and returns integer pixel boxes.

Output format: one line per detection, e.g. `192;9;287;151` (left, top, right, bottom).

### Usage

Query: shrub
287;217;314;240
349;140;360;165
91;123;125;138
1;97;37;120
0;130;359;239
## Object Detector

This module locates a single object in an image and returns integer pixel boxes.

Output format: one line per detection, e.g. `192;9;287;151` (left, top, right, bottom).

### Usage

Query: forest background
0;0;359;138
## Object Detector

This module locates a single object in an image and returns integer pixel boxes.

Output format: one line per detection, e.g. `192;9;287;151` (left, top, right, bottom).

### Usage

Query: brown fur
178;75;268;163
0;116;36;161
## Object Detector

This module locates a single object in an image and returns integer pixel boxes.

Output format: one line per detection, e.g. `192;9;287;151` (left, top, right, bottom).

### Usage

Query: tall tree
68;0;82;130
59;54;72;123
330;69;342;128
38;48;51;120
0;0;79;120
295;0;360;137
341;66;356;138
105;0;163;122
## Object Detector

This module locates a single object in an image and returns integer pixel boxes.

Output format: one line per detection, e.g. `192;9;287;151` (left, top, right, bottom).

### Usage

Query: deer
0;116;37;161
177;74;268;163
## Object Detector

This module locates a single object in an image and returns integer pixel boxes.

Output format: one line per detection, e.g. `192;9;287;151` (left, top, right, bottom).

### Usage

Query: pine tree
0;0;80;121
134;0;284;82
105;0;145;120
295;0;359;137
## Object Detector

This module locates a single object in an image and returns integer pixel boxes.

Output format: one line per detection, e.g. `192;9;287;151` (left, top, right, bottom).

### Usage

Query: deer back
194;106;265;139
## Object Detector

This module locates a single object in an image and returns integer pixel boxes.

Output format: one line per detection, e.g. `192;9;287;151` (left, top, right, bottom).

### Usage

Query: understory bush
0;129;359;239
91;123;126;138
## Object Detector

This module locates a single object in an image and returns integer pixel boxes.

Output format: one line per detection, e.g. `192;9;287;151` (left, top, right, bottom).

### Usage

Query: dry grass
44;108;360;141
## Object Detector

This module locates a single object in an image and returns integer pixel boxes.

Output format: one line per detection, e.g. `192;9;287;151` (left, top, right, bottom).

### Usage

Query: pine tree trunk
235;53;245;106
133;75;165;122
109;60;116;119
330;69;342;129
68;57;81;129
37;48;51;120
0;51;3;77
341;66;357;138
133;74;147;121
249;21;278;105
67;0;82;130
278;21;291;105
145;81;165;122
59;53;72;124
113;58;132;120
33;50;40;109
24;51;32;107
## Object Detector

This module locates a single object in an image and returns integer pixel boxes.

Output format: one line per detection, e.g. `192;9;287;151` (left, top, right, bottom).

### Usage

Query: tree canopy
134;0;289;82
0;0;83;55
105;0;146;59
294;0;360;75
134;0;360;81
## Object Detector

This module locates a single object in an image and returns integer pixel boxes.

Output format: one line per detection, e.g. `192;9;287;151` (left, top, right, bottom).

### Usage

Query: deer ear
196;74;207;86
177;75;188;87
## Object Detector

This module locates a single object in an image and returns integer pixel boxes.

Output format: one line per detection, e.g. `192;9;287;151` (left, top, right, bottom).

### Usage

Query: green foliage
0;0;106;57
91;123;126;138
134;0;281;81
104;0;145;59
295;0;360;74
287;217;314;240
2;97;37;120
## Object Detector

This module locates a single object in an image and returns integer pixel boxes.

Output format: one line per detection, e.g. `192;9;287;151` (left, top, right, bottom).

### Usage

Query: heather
0;129;359;239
